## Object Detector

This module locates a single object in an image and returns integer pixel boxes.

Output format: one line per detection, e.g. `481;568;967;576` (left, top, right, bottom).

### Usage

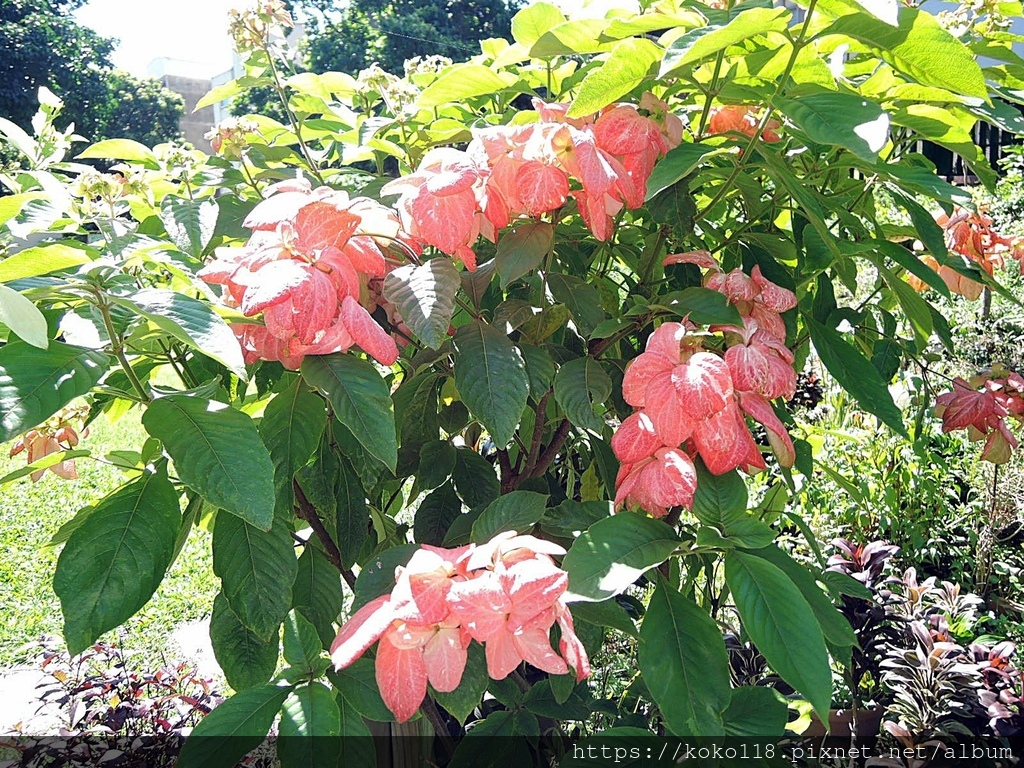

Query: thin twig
529;419;572;479
292;480;356;589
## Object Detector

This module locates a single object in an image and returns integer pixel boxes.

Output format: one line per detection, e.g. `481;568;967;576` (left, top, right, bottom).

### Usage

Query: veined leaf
0;341;109;443
553;356;611;433
0;283;48;348
776;93;890;161
143;396;276;530
646;144;727;201
661;8;792;75
258;377;326;512
418;64;510;107
511;2;566;47
0;243;93;283
472;490;549;543
54;466;181;654
76;138;158;167
382;258;460;349
160;197;219;258
568;38;661;118
495;221;553;288
178;684;292;768
209;591;279;691
453;321;529;449
279;683;341;768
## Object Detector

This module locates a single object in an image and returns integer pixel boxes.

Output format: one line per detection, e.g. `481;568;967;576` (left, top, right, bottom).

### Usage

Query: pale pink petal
645;372;693;447
330;595;394;669
513;627;568;675
447;574;512;642
556;607;591;681
611;411;663;463
422;627;468;693
663;250;718;270
622;354;674;407
239;259;311;315
673;352;734;420
375;633;427;722
341;296;400;365
484;628;523;680
693;405;758;476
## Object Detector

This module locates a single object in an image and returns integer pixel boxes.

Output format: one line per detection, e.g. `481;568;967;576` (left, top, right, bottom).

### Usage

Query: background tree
1;0;183;146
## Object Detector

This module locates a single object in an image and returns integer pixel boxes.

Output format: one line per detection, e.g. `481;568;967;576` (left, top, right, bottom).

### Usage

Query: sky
74;0;239;78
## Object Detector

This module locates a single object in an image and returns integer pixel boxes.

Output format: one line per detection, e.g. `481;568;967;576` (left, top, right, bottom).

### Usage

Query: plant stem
293;479;356;588
264;46;325;186
95;294;150;403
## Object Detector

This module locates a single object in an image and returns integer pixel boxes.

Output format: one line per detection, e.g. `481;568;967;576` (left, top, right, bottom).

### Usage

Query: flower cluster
908;209;1021;299
382;94;683;269
707;105;781;143
612;256;797;517
329;532;589;722
934;366;1024;464
9;406;88;482
204;117;260;160
199;178;415;369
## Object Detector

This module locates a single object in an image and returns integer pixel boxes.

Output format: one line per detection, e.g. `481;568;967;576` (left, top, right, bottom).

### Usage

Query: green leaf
518;343;556;399
259;377;326;513
820;8;987;100
332;658;394;721
571;598;639;639
279;683;341;768
177;684;291;768
352;544;416;611
301;353;397;472
540;500;612;539
775;93;889;161
0;283;48;348
335;456;369;567
292;545;344;647
553;356;612;433
749;545;857;650
563;512;680;602
0;192;43;228
417;440;457;491
659;287;744;326
0;341;108;443
568;38;661;118
661;7;791;75
209;591;279;691
530;18;615;57
114;288;247;377
418;64;510;107
723;686;790;736
804;315;906;436
283;610;324;671
891;104;996;188
472;490;548;543
878;162;973;207
53;466;181;655
495;221;553;288
547;274;606;338
382;258;460;349
336;690;376;764
159;197;218;258
213;513;297;640
512;2;566;47
639;579;731;736
876;263;933;344
143;396;276;530
692;464;748;525
452;446;500;508
76;138;158;166
0;243;92;283
725;550;831;720
646;143;726;201
453;321;529;449
434;643;488;723
415;480;462;546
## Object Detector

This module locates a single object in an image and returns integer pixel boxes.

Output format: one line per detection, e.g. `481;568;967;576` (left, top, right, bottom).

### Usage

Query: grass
0;410;217;668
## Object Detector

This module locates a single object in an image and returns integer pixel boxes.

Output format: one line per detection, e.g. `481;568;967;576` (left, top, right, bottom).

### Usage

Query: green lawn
0;411;217;667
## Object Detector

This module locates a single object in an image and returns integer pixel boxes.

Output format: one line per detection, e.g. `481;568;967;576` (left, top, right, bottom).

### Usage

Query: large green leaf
415;480;463;546
658;287;743;326
511;2;566;47
775;92;889;161
258;377;326;512
0;341;109;443
418;64;510;107
113;288;246;377
283;610;324;672
453;321;529;449
495;221;553;288
661;7;792;75
547;274;606;337
332;658;394;721
563;512;680;602
568;38;661;118
53;466;181;655
639;579;731;736
335;455;369;567
178;684;292;768
213;513;297;640
143;396;277;530
452;446;500;508
646;143;727;200
0;283;48;348
292;544;344;647
77;138;158;166
472;490;548;543
725;550;832;720
336;688;376;765
553;356;612;433
301;353;397;472
159;197;219;257
0;243;92;283
279;683;341;768
209;591;279;691
434;643;488;723
382;258;460;349
723;686;790;736
820;8;987;99
804;315;906;436
530;18;615;57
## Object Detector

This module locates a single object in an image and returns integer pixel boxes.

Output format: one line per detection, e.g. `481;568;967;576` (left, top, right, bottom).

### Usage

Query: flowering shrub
1;0;1023;762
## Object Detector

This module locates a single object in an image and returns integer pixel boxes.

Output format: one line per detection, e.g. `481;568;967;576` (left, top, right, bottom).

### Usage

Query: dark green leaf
639;579;731;736
495;221;553;287
54;467;181;655
0;341;108;443
352;544;416;611
646;143;726;200
553;356;612;433
415;480;462;546
332;658;394;721
472;490;548;543
279;683;341;768
723;686;790;736
417;440;457;491
453;321;529;448
292;545;344;647
452;447;500;509
144;395;277;530
259;377;326;513
178;684;291;768
547;273;606;338
563;512;680;602
335;456;369;567
301;353;397;472
209;591;279;691
518;343;556;399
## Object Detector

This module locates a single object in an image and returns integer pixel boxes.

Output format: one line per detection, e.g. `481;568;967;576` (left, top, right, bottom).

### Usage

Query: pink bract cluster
198;178;417;369
909;210;1024;300
611;253;798;518
707;105;781;143
381;93;683;268
935;368;1024;464
329;532;589;722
